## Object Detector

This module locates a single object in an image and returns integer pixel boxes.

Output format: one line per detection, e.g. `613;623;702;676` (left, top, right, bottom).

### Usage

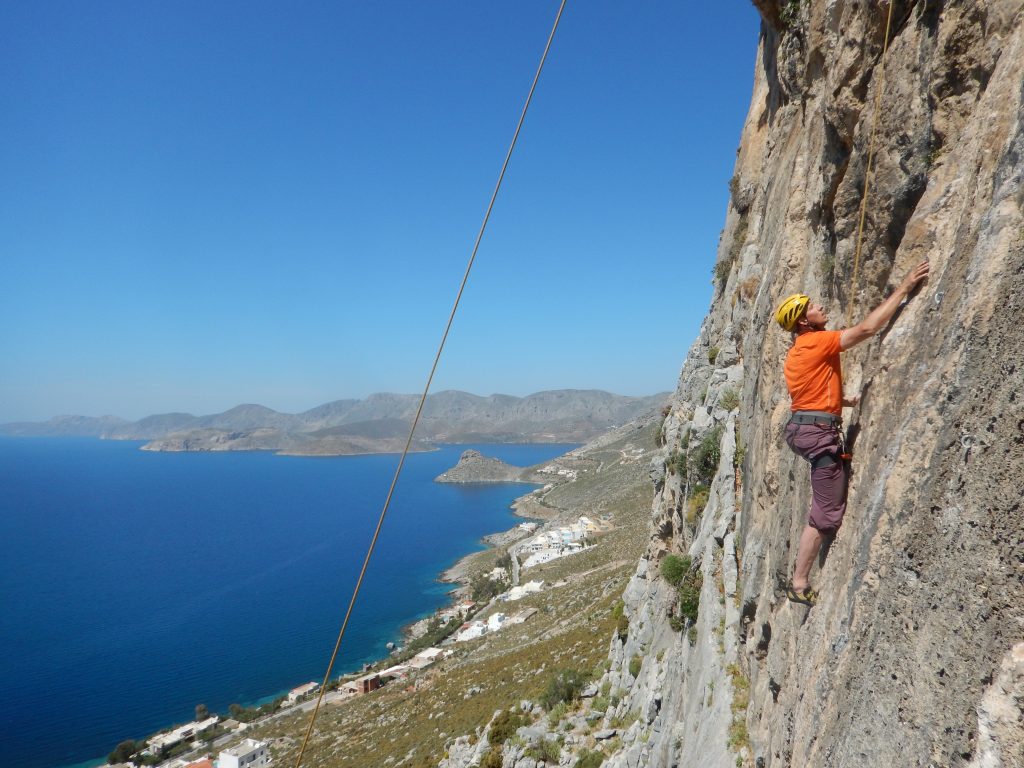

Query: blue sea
0;437;575;768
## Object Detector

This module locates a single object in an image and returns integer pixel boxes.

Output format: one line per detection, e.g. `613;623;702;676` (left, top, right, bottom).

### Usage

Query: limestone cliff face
602;3;1024;767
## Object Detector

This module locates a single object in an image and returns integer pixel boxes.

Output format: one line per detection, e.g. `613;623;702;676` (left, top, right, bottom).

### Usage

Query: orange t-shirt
784;330;843;415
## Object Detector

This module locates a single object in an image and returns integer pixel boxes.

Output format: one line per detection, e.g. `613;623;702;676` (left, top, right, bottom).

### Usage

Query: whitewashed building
286;681;319;703
219;738;270;768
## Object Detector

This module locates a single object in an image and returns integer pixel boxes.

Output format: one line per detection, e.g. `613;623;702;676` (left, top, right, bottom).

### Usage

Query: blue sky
1;1;762;423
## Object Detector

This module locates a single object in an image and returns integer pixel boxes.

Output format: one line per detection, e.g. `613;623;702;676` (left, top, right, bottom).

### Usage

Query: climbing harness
789;411;852;467
292;3;568;767
845;0;897;328
789;410;841;426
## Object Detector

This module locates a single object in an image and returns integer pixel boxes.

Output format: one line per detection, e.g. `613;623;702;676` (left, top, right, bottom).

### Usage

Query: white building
219;738;270;768
455;620;487;642
486;612;507;632
147;717;219;752
286;681;319;703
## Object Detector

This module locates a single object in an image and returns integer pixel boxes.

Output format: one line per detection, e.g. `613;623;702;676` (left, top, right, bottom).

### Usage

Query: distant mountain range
0;390;668;455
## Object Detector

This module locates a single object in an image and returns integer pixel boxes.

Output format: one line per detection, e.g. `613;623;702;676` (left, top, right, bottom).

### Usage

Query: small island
434;450;526;483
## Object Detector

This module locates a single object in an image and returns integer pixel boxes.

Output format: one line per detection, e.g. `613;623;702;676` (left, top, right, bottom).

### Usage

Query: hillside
1;390;667;455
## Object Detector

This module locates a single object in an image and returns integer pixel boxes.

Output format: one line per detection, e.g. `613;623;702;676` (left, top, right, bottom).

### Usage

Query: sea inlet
0;437;575;768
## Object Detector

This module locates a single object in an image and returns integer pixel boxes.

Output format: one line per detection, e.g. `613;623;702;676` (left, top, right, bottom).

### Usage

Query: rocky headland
435;450;532;483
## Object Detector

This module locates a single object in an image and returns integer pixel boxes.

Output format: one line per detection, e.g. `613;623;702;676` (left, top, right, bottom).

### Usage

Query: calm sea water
0;437;575;768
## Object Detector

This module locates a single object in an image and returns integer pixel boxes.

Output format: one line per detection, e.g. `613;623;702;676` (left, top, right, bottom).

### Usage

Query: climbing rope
292;3;568;766
845;0;897;328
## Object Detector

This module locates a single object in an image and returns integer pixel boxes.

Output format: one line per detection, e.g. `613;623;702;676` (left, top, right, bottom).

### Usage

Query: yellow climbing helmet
775;293;810;331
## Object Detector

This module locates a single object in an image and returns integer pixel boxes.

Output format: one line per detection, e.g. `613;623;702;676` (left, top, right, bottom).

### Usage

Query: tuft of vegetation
629;654;643;679
488;707;530;745
539;669;590;711
678;568;703;626
727;663;752;753
480;747;504;768
708;346;720;365
669;615;684;633
547;701;568;727
526;738;561;762
779;0;804;29
719;388;740;412
655;405;671;447
691;425;724;487
612;600;629;641
686;485;710;526
574;749;607;768
660;554;691;587
714;256;734;285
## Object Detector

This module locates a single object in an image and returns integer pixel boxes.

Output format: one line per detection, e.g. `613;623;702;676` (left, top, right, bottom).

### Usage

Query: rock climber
775;259;930;606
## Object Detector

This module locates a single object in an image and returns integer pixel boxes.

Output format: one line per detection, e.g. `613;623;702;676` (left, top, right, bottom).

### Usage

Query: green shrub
779;0;803;28
660;554;690;586
708;346;720;364
471;573;504;603
691;426;724;487
669;615;684;632
687;485;710;525
574;749;606;768
629;655;642;679
719;388;740;411
526;738;561;762
679;570;703;625
612;601;629;641
108;740;141;764
540;669;589;710
480;747;504;768
489;708;529;745
548;700;568;727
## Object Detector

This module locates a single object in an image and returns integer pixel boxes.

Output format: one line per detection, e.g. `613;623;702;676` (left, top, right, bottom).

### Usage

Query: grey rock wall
601;2;1024;767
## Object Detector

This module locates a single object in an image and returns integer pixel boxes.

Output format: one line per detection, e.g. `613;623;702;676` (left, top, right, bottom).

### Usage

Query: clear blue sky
1;1;761;423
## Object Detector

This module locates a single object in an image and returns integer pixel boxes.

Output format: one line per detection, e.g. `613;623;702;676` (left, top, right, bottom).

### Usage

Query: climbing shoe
786;586;818;607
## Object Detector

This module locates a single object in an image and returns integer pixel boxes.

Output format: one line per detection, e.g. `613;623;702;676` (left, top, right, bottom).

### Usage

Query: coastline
46;446;576;768
437;485;559;588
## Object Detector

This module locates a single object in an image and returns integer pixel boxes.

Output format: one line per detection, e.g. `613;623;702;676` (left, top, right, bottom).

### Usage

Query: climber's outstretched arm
839;260;930;351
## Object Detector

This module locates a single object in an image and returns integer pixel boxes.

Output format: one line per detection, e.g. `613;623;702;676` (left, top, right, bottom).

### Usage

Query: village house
342;673;381;695
286;681;319;703
455;620;487;642
219;738;270;768
146;716;219;753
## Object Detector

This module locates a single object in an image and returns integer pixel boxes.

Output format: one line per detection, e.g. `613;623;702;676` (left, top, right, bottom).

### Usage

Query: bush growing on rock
629;655;643;679
660;554;691;586
679;570;703;625
691;425;724;486
687;485;710;525
719;388;740;411
480;747;504;768
488;708;529;745
574;749;606;768
540;669;589;710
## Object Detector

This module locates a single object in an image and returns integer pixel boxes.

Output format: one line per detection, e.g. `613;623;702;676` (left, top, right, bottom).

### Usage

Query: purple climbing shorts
785;420;848;534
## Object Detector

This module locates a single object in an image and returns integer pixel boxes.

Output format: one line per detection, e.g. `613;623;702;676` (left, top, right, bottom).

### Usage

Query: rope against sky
292;2;569;765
